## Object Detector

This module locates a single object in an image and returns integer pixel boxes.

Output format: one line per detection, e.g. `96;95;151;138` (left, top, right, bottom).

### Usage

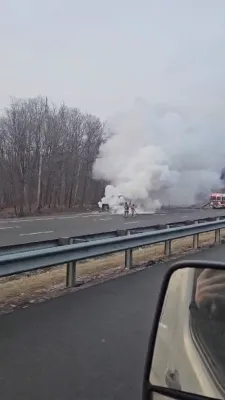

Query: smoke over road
93;2;225;213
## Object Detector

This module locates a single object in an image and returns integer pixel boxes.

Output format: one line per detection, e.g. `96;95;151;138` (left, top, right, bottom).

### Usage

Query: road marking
57;215;78;220
35;217;55;221
7;219;36;223
19;230;54;236
0;226;20;230
181;215;188;218
9;217;56;222
82;214;103;218
0;212;104;223
100;218;112;221
125;220;139;224
57;214;102;220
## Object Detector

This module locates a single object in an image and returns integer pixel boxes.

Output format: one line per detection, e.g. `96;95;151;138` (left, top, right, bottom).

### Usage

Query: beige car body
150;267;222;399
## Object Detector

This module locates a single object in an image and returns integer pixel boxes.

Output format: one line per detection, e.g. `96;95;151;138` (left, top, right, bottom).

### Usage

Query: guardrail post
125;230;133;269
116;230;126;237
66;238;77;287
164;225;172;256
193;221;199;249
215;218;221;244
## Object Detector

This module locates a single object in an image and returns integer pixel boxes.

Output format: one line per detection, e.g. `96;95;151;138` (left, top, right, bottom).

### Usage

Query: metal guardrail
0;217;224;287
0;215;224;256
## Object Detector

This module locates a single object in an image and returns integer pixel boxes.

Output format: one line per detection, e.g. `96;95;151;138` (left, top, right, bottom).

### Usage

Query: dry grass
0;230;224;313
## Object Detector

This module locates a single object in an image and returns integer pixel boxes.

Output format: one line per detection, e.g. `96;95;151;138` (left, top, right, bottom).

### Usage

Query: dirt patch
0;230;224;315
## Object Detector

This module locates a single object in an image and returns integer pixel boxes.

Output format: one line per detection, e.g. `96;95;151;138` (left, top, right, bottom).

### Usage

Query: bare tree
0;96;106;216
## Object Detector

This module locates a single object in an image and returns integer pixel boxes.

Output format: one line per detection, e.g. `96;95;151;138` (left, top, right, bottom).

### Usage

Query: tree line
0;96;106;216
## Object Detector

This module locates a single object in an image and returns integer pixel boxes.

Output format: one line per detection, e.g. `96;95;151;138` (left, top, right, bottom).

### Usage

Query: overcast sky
1;0;225;119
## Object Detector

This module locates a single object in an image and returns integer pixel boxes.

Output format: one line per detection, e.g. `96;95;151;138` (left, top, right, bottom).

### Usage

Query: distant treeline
0;96;107;216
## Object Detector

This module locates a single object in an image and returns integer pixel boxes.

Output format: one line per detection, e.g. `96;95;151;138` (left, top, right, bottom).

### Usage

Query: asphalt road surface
1;244;225;400
0;208;225;246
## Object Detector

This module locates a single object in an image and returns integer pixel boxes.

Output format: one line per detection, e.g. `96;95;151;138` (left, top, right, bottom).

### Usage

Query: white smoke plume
93;1;225;213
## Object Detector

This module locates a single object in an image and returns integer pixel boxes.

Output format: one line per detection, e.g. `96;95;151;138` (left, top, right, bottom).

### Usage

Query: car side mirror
142;260;225;400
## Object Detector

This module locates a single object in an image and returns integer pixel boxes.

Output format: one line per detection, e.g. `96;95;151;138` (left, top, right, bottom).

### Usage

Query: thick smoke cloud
93;102;225;212
93;1;225;213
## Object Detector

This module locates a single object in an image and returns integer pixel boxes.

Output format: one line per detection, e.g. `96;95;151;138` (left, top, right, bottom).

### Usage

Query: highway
1;244;225;400
0;208;225;246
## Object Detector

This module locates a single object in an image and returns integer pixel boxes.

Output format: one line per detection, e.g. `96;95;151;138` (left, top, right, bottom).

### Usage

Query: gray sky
1;0;225;119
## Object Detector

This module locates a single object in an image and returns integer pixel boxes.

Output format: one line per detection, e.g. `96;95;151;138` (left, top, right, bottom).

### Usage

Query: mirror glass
149;267;225;400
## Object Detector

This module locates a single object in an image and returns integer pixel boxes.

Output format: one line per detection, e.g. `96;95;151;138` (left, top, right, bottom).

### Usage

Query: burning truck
98;194;127;212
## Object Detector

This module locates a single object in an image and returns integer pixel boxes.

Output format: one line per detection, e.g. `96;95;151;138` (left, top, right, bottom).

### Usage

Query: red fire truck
210;192;225;208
